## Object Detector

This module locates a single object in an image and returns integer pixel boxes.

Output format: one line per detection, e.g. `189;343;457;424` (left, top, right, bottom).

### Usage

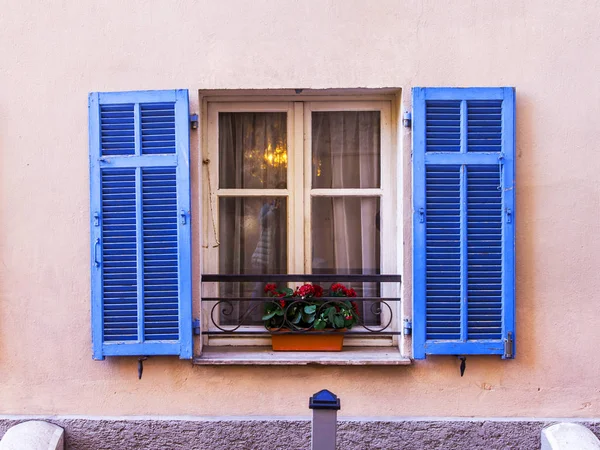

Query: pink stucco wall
0;0;599;418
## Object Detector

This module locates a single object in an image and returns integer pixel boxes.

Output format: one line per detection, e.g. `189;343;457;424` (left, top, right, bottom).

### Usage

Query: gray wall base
1;417;599;450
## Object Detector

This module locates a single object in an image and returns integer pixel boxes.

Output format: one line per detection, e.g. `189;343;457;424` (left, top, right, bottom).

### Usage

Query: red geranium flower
296;284;315;298
264;283;277;294
313;285;324;297
330;283;345;293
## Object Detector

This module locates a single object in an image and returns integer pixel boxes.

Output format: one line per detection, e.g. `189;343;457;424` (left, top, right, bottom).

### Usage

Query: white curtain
218;113;288;324
311;111;381;324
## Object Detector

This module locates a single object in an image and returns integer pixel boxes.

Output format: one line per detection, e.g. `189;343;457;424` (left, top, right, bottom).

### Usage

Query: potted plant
262;283;359;351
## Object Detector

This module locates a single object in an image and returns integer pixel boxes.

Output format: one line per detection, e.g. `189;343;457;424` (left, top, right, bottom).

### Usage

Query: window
202;99;399;347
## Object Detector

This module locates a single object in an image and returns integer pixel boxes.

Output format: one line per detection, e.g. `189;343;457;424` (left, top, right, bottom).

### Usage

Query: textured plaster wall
0;0;599;419
2;417;599;450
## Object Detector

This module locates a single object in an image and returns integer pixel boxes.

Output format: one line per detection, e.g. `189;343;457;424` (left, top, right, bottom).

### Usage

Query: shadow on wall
514;92;538;369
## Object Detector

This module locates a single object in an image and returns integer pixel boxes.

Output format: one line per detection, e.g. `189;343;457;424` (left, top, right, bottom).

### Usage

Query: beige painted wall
1;0;599;418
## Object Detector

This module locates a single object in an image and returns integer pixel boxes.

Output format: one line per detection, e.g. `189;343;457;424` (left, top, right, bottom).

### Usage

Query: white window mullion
310;188;383;197
303;102;313;272
291;102;305;274
216;189;290;197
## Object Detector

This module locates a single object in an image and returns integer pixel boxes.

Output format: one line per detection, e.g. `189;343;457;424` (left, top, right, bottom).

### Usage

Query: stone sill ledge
193;346;412;366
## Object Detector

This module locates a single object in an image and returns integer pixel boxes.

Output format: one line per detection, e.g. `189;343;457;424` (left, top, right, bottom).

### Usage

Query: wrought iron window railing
201;274;402;336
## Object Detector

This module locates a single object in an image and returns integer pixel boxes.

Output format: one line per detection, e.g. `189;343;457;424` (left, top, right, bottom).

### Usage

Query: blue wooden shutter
89;90;192;360
412;87;515;359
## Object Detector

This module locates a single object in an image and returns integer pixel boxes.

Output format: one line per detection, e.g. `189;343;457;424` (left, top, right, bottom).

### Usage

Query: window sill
193;346;412;366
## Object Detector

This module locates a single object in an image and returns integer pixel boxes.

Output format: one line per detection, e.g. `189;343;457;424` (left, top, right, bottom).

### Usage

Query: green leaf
262;311;277;321
302;312;315;324
314;319;326;330
304;304;317;314
281;287;294;297
327;308;336;325
291;311;302;324
333;315;345;328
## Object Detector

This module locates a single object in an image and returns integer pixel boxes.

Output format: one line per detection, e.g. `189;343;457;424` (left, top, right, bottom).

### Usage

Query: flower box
270;329;345;352
263;282;359;351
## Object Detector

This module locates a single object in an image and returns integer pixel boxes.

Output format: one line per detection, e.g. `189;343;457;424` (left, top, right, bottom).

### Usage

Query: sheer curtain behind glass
219;112;287;189
219;112;287;325
311;111;381;324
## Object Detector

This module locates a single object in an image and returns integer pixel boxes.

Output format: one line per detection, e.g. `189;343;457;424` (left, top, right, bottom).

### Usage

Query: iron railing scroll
200;274;402;336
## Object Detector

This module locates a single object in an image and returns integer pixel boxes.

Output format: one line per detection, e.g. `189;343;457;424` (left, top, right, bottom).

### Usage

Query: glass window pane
311;196;381;325
312;111;381;189
219;196;287;325
219;112;287;189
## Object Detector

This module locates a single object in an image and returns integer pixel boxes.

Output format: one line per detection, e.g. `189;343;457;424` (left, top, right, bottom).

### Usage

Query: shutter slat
141;102;176;155
467;100;503;153
425;100;461;152
100;104;135;157
142;167;180;341
101;169;138;342
425;164;461;340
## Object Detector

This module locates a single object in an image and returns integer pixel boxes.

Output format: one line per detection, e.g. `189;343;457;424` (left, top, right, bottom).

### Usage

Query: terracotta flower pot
269;329;345;352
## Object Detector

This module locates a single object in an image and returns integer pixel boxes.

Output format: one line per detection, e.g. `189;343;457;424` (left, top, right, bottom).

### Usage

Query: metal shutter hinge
403;319;412;335
503;332;514;358
505;208;512;224
192;319;201;335
403;111;412;128
93;212;100;227
189;114;199;130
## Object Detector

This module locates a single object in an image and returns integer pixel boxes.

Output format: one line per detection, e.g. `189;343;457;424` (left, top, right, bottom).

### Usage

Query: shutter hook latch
138;356;148;380
458;356;467;377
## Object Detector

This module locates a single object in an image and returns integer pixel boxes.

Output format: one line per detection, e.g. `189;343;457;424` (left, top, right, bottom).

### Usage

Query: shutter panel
412;87;515;359
89;90;192;360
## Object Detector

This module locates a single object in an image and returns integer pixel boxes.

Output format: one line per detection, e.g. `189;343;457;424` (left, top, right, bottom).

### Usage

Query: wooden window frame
200;92;403;351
